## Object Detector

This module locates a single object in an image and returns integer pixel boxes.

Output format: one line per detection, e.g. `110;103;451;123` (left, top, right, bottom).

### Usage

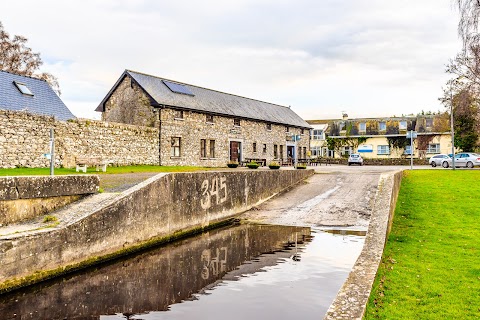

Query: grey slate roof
0;70;75;121
98;70;310;128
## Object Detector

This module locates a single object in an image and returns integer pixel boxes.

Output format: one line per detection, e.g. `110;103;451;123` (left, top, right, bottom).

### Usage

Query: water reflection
0;224;314;319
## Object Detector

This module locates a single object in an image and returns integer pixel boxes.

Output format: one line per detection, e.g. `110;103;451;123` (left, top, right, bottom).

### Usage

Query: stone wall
0;175;99;225
0;110;159;168
159;108;310;167
0;169;314;292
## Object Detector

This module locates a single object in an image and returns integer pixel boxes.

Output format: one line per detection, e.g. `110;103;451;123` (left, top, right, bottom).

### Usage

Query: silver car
348;153;364;166
428;154;451;167
441;152;480;168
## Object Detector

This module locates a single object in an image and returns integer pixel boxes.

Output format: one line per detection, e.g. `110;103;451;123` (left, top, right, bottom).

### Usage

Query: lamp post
450;86;456;170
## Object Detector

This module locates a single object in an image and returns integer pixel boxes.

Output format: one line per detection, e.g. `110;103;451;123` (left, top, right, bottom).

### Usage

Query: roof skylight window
162;80;194;96
13;81;34;96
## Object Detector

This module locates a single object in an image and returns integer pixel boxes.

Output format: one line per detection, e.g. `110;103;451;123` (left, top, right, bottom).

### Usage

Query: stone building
307;113;452;159
0;70;75;121
96;70;311;167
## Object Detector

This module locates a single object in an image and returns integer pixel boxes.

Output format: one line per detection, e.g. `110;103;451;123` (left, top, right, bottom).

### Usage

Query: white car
348;153;364;166
428;154;451;167
441;152;480;168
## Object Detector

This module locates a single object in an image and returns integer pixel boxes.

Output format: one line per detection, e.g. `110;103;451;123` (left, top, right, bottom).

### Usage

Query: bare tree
0;21;60;94
456;0;480;48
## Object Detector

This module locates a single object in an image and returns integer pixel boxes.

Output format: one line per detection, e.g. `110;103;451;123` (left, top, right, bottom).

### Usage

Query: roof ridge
0;69;47;82
125;69;290;109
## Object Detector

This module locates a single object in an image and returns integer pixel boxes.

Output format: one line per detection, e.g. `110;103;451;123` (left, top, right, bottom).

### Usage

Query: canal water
0;224;365;320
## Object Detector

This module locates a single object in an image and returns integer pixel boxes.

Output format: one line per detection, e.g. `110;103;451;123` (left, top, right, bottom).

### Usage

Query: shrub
227;161;239;168
268;161;280;169
247;161;259;169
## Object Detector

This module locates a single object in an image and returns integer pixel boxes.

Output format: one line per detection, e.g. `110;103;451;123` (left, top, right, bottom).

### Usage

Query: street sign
406;131;417;139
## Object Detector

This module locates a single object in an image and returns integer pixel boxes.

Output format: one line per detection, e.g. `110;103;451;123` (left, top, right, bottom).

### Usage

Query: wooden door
230;141;240;162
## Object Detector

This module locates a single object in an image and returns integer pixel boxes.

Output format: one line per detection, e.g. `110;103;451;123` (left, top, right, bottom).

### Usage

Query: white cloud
0;0;462;120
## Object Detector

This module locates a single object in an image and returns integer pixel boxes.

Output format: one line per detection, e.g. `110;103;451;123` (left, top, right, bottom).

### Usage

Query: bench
76;157;109;173
242;158;267;166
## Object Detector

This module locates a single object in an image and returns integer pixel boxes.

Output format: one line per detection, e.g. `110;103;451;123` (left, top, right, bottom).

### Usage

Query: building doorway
230;141;241;162
287;145;295;165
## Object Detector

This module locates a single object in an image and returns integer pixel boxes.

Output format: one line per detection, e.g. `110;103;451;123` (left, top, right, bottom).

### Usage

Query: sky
1;0;462;121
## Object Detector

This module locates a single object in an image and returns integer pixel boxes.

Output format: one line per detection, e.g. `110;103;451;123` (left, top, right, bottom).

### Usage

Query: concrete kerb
324;170;404;320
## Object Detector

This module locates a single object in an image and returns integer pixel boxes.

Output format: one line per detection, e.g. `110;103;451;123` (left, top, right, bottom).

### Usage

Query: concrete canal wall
0;169;313;292
0;175;99;225
324;170;403;320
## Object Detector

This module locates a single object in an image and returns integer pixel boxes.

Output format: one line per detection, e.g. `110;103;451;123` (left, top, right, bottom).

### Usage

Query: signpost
406;130;417;170
292;134;301;167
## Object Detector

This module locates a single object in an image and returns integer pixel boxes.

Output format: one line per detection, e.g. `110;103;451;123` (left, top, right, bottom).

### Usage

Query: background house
307;114;452;159
96;70;311;167
0;70;75;121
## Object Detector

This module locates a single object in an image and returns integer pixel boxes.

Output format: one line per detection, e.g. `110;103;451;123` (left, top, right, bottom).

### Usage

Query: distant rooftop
0;70;75;121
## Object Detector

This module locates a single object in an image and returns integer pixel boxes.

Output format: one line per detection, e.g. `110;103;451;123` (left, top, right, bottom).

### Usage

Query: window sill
174;118;185;121
170;156;183;159
206;122;214;125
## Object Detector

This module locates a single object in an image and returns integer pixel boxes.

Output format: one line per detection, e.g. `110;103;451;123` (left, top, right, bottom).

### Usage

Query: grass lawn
365;170;480;319
0;165;217;176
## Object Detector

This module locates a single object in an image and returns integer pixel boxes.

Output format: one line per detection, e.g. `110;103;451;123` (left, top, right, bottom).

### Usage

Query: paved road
242;166;405;229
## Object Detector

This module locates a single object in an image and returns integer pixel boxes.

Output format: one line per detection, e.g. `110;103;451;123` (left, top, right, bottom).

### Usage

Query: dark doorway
230;141;241;162
287;146;295;159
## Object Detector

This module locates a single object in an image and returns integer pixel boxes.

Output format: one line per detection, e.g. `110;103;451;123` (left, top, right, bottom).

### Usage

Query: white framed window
311;146;321;157
379;122;386;131
359;122;366;131
377;145;390;155
426;118;433;127
399;121;407;130
266;123;272;131
234;118;241;126
341;146;352;156
404;145;413;155
311;129;324;140
427;143;440;154
171;137;181;157
206;114;214;123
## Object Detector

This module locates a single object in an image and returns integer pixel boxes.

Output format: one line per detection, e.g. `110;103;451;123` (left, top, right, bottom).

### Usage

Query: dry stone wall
0;110;159;168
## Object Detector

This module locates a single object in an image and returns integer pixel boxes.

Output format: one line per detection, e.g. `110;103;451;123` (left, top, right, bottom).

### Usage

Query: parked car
441;152;480;168
348;153;364;166
428;154;451;167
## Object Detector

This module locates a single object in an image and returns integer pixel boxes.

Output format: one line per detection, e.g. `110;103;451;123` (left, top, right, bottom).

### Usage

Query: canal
0;223;365;320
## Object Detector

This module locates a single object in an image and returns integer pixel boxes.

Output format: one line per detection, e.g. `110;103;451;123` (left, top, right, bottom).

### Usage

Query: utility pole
450;88;456;170
50;128;54;176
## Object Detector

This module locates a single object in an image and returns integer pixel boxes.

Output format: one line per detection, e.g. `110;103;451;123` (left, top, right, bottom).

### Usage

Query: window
266;123;272;131
234;118;241;126
263;144;267;153
201;139;216;158
399;121;407;130
201;139;207;158
171;137;181;157
311;146;321;157
303;147;307;158
174;110;183;119
377;145;390;155
206;114;214;123
426;118;433;127
285;126;290;132
339;122;346;131
311;129;324;140
209;140;216;158
427;143;440;154
404;145;413;155
301;129;305;135
274;145;278;158
279;145;284;159
359;122;366;131
13;81;33;96
379;122;386;131
341;146;352;156
253;142;257;153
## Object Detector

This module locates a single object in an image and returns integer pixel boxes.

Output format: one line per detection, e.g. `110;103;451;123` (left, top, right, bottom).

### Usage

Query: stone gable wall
0;110;159;168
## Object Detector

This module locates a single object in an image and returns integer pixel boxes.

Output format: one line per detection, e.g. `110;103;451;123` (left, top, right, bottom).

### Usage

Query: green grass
0;165;216;176
365;170;480;319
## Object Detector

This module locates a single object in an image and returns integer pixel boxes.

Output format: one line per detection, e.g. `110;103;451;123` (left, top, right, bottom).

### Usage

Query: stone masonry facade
102;76;310;167
0;110;159;169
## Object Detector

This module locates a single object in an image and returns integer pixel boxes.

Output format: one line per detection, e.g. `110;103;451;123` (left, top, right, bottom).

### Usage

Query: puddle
0;224;365;320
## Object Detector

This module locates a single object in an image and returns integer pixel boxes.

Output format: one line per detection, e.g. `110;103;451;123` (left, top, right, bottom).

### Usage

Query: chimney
342;112;348;120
